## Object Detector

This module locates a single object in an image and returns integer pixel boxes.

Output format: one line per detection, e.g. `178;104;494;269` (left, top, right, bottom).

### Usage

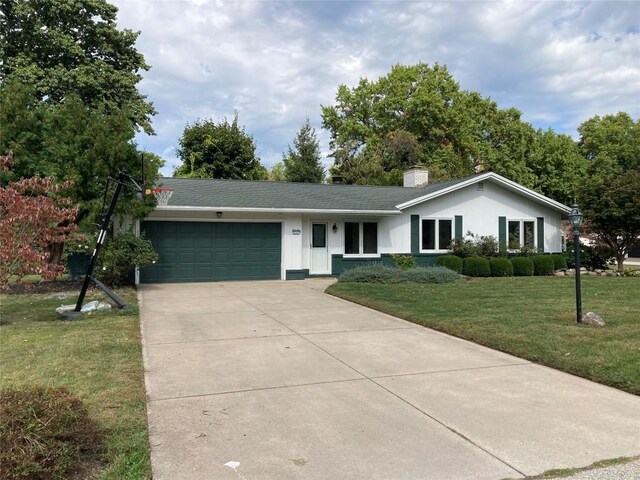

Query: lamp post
568;204;584;324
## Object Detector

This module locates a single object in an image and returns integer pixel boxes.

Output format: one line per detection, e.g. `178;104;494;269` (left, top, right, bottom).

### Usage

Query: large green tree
283;119;324;183
577;112;640;271
321;63;538;187
529;129;587;205
0;81;161;229
0;0;160;231
0;0;155;133
174;115;265;180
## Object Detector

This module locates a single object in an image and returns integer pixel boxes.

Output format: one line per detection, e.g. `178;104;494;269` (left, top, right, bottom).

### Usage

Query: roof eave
395;172;572;214
153;206;402;215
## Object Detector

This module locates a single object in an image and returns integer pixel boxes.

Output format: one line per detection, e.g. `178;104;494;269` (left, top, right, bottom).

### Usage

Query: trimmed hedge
550;254;568;270
532;255;555;276
436;255;463;273
0;386;102;480
511;257;534;276
462;257;491;277
339;264;460;284
489;257;513;277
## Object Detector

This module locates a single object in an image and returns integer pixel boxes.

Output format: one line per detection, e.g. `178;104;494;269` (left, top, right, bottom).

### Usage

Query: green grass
529;456;639;479
327;276;640;395
0;288;151;479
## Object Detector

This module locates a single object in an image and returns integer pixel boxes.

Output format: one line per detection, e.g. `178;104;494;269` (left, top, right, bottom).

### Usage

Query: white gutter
154;206;402;215
395;172;572;214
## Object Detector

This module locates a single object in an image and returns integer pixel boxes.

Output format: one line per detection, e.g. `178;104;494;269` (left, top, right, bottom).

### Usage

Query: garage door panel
179;252;196;263
140;221;282;283
195;264;212;277
215;237;231;249
198;252;213;263
214;252;230;262
261;252;281;263
194;237;211;248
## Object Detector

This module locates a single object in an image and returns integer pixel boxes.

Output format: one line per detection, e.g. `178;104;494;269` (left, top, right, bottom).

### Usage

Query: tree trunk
616;253;625;273
47;242;64;265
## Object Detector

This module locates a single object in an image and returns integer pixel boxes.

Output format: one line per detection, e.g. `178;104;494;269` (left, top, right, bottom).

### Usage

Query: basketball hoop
152;187;174;206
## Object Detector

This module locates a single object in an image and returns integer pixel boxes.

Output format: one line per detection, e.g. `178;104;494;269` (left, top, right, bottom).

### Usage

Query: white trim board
395;172;571;214
154;206;401;216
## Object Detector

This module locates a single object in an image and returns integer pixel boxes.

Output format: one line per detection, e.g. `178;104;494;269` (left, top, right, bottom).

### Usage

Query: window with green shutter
506;219;537;250
421;218;453;251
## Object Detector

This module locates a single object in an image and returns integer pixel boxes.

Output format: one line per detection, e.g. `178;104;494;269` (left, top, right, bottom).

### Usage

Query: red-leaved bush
0;152;78;289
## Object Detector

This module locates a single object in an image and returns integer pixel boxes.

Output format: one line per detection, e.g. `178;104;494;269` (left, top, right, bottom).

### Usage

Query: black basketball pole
61;171;131;319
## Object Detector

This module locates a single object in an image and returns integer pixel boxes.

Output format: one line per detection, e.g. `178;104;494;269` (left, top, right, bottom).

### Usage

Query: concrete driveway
138;280;640;480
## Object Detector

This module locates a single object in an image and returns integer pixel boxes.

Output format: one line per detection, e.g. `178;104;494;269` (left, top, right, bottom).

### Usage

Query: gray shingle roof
155;175;480;211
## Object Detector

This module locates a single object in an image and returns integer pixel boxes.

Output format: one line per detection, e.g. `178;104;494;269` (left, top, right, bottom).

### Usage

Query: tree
268;162;287;181
577;113;640;272
0;0;161;232
283;119;324;183
174;115;265;180
0;0;155;133
0;81;160;230
528;129;587;205
321;63;541;187
0;153;78;288
322;63;469;184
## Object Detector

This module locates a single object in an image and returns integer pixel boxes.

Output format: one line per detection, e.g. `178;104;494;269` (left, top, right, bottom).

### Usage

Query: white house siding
379;214;411;254
284;215;303;273
401;181;564;253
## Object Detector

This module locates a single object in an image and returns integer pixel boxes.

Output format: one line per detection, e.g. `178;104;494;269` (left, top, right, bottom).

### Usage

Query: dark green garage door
140;221;282;283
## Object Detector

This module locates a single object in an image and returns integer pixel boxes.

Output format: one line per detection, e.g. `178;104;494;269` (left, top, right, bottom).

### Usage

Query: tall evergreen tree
283;119;324;183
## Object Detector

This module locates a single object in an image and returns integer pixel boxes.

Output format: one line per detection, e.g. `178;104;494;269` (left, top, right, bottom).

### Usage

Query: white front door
310;222;330;274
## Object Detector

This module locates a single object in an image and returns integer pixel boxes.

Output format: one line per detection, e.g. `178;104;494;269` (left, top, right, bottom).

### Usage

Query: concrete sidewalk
139;280;640;480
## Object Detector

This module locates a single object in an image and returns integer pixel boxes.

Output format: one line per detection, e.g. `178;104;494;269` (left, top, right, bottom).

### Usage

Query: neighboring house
136;169;571;284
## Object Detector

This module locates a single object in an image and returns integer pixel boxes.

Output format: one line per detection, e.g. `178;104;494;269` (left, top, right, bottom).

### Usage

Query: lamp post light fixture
568;203;584;324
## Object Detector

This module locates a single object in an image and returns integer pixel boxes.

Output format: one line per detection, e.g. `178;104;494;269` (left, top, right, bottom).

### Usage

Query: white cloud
112;0;640;175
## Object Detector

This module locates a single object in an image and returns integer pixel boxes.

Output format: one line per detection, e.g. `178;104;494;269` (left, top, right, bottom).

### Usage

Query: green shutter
498;216;507;253
411;215;419;254
537;217;544;253
454;215;463;240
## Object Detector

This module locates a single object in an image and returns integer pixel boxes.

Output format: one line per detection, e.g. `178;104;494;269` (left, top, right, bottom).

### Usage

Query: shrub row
339;264;460;284
436;254;564;277
436;255;463;273
511;257;533;276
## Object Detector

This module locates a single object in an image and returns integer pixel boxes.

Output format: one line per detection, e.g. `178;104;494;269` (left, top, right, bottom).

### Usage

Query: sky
111;0;640;177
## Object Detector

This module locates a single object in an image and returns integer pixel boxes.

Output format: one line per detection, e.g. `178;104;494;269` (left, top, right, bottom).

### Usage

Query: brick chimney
403;167;429;188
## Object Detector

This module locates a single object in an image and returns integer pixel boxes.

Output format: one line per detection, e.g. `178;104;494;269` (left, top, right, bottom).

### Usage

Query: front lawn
0;288;151;479
327;276;640;395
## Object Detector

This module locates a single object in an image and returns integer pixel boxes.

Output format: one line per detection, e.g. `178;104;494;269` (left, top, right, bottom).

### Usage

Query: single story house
136;169;571;284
